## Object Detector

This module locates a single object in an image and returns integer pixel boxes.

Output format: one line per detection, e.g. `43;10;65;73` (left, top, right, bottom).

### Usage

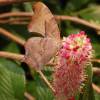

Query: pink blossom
53;31;93;100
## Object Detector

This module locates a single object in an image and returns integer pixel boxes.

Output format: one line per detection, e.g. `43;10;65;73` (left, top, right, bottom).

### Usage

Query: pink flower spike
53;31;93;100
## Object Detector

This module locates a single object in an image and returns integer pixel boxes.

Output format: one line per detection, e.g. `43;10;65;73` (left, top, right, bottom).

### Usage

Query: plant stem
93;67;100;76
37;70;55;93
55;15;100;32
0;28;26;46
0;12;100;32
92;59;100;63
0;51;25;62
0;18;29;24
0;0;32;5
24;92;35;100
0;12;32;18
92;83;100;94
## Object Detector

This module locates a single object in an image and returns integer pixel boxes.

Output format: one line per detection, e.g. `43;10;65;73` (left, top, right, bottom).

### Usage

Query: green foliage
0;0;100;100
0;59;25;100
27;72;54;100
77;5;100;23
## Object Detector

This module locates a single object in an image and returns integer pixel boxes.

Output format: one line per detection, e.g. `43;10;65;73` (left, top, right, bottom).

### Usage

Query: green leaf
4;42;20;53
65;0;92;11
94;91;100;100
65;27;80;36
93;43;100;58
23;2;33;12
78;5;100;24
0;58;25;100
27;72;54;100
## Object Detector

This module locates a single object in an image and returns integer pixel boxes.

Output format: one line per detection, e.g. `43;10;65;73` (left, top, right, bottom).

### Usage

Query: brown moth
25;2;61;69
28;2;60;40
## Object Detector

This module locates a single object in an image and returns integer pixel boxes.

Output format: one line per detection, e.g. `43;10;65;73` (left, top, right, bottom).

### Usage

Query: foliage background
0;0;100;100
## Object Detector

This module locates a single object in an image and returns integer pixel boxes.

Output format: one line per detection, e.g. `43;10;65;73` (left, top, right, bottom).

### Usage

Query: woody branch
0;12;100;34
0;0;32;5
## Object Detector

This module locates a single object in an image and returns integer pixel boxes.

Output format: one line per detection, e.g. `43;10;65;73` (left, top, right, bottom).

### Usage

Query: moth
25;2;61;69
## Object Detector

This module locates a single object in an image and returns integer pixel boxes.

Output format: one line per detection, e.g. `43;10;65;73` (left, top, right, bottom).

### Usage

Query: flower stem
37;70;55;93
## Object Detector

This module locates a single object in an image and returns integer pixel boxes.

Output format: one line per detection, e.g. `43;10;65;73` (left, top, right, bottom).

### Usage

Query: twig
92;59;100;63
0;17;29;24
0;27;26;46
0;12;32;18
24;92;35;100
37;70;55;93
93;67;100;76
92;83;100;94
0;20;28;25
1;12;100;32
55;15;100;32
0;51;25;62
0;0;32;5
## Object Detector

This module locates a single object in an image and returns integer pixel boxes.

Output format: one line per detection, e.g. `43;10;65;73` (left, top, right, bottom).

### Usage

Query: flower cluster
53;31;93;100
